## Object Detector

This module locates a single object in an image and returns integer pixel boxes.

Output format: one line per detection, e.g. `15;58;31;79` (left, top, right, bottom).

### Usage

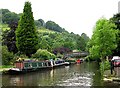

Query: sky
0;0;119;38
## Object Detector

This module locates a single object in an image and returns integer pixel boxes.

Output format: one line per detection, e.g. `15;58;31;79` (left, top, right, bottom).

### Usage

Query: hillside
1;8;90;65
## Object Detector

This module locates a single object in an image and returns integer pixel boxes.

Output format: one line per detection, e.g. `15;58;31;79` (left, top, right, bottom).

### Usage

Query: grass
0;65;13;69
37;28;56;34
0;65;13;72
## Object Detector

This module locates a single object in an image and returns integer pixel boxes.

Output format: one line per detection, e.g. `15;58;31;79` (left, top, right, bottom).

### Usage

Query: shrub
12;52;28;63
1;46;14;65
32;49;56;60
100;60;110;74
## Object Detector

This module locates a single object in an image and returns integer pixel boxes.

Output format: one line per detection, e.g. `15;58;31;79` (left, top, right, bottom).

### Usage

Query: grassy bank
0;65;13;68
0;65;13;72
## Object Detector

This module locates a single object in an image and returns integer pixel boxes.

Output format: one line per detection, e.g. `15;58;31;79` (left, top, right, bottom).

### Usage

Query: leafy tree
16;1;38;57
53;47;72;55
76;36;86;51
38;19;45;27
46;21;66;32
81;33;90;43
32;49;56;60
1;9;20;25
34;19;45;28
110;13;120;56
89;18;117;60
2;21;18;54
39;37;51;51
1;46;14;65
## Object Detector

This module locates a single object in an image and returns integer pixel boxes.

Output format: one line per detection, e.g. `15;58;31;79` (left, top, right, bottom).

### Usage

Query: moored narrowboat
8;59;66;74
8;60;53;74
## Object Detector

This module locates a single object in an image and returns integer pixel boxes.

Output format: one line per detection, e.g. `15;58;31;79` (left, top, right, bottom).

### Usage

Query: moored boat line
8;58;84;74
8;59;67;74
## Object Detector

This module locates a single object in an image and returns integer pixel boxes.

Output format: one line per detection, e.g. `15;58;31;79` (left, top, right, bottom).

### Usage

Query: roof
112;56;120;60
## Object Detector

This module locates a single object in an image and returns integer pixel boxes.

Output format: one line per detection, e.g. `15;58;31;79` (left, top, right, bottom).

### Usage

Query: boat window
38;62;42;67
32;62;37;67
24;63;31;68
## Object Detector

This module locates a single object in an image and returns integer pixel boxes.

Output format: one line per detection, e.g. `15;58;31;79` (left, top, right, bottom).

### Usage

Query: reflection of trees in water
10;76;23;86
91;62;104;87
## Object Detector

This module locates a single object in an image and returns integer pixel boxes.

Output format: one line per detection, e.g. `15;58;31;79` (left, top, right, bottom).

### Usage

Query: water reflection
57;72;93;86
2;62;103;87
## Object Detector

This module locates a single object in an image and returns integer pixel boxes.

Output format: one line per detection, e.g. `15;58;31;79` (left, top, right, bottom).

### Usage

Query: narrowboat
65;58;76;64
8;59;66;74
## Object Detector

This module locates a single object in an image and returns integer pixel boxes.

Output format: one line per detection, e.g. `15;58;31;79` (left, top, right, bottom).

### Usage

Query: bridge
64;52;89;58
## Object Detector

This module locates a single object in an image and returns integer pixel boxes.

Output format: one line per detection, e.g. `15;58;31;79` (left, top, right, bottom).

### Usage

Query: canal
1;62;119;87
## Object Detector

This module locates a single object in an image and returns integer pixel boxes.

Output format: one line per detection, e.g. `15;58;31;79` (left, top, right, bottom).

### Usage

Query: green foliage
1;24;10;31
0;65;13;68
89;45;100;59
1;9;20;24
2;25;18;54
76;36;86;51
110;13;120;56
37;28;88;52
81;33;90;43
39;37;51;51
100;61;110;74
34;19;45;28
32;49;56;60
13;52;28;59
16;1;38;57
1;46;14;65
46;21;66;33
88;18;117;60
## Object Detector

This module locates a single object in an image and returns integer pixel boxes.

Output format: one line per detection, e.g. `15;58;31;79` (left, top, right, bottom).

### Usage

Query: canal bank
103;67;120;84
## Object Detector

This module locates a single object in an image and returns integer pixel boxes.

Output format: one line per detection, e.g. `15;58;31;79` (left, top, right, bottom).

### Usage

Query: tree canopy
110;13;120;56
88;18;117;60
46;21;66;33
16;1;38;57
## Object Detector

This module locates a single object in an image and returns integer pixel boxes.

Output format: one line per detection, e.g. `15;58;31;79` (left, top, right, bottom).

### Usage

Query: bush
1;46;14;65
32;49;56;60
100;60;110;74
12;52;28;63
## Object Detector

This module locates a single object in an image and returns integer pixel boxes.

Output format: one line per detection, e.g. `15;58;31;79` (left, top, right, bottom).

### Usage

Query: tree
1;9;20;24
32;49;56;60
53;47;72;55
81;33;90;43
16;1;38;57
76;36;86;51
46;21;66;32
38;19;45;27
34;19;45;28
2;21;18;54
1;46;14;65
110;13;120;56
89;18;117;60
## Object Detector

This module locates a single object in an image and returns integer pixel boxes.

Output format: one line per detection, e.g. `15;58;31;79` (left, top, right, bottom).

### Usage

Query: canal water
2;62;118;87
